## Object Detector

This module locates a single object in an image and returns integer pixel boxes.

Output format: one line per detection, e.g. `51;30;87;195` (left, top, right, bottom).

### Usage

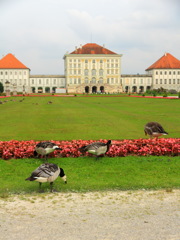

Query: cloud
0;0;179;74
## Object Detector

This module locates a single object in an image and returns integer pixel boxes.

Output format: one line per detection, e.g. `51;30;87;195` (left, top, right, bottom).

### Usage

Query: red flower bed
0;138;179;160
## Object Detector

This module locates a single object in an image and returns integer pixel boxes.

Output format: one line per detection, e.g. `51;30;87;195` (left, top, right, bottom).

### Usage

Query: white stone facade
0;69;30;93
29;75;65;93
63;53;123;93
0;46;180;94
146;69;180;92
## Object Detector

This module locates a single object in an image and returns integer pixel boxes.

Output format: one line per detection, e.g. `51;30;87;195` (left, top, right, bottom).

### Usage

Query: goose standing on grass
25;163;67;192
144;122;168;139
34;141;62;162
79;140;112;159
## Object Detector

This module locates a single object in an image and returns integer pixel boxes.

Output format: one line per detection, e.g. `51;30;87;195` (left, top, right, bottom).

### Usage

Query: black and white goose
25;163;67;192
34;141;62;162
79;140;112;159
144;122;168;139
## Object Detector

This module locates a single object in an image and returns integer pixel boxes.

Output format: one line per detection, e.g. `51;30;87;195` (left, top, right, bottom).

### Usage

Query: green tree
0;82;4;93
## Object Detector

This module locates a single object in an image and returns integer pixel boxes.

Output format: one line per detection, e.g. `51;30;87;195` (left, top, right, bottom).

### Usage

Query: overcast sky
0;0;179;75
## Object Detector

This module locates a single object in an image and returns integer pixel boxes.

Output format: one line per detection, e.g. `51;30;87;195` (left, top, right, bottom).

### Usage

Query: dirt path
0;190;179;240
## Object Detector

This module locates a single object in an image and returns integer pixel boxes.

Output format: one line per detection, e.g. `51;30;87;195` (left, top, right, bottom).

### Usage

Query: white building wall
0;68;30;93
29;75;65;93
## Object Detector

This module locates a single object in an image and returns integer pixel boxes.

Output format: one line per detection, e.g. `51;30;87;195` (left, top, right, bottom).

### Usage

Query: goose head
59;168;67;184
53;146;63;151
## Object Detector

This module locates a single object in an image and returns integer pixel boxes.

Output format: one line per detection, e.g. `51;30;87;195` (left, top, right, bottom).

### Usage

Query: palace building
0;43;180;94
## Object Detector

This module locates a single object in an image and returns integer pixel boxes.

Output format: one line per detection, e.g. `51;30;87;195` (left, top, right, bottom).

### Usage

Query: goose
34;141;62;162
144;122;168;139
25;163;67;192
79;140;111;159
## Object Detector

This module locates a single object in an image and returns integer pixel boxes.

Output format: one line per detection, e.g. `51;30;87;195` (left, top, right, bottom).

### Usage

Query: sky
0;0;180;75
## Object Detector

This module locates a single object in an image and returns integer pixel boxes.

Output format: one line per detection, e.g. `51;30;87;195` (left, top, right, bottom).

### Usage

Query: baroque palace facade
0;43;180;94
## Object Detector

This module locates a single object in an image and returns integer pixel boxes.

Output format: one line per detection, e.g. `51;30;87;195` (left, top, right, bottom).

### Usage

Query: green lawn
0;96;179;141
0;156;179;195
0;96;179;195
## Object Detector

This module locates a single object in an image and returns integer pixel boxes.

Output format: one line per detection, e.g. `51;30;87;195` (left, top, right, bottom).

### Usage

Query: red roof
146;53;180;70
0;53;29;69
70;43;117;55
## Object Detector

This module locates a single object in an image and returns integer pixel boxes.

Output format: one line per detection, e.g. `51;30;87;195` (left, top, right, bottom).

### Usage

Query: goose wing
85;142;106;151
32;163;59;178
145;122;166;134
36;142;56;149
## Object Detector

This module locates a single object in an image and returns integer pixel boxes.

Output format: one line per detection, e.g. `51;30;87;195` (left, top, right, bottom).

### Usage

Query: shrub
0;138;179;160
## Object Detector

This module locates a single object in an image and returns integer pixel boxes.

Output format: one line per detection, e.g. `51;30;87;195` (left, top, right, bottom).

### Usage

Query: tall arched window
99;69;103;76
85;78;88;84
92;69;96;76
91;77;96;83
84;69;88;76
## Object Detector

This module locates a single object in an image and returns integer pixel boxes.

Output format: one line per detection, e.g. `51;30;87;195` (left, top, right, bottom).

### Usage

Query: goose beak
61;175;67;184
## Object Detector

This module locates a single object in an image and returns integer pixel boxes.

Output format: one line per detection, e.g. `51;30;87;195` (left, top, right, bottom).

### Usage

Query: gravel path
0;190;179;240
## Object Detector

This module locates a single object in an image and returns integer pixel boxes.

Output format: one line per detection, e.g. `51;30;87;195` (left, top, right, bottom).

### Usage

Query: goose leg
38;182;43;192
45;155;48;162
50;182;53;192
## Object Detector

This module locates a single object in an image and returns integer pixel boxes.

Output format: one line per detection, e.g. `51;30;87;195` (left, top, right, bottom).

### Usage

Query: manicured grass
0;96;179;140
0;156;179;195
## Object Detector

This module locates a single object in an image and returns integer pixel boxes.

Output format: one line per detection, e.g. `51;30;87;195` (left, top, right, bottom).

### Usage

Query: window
156;79;158;84
164;79;167;84
1;72;3;75
32;79;34;84
160;79;162;84
84;69;88;76
100;59;103;63
85;78;88;84
91;77;96;83
78;78;81;84
5;72;8;75
160;71;162;75
173;71;176;75
169;79;171;84
39;79;41;84
54;79;56;84
173;79;175;84
85;60;88;63
169;71;171;75
99;69;103;76
133;79;136;84
92;60;95;63
92;69;96;76
46;79;49;84
99;78;103;83
156;71;158;75
164;71;167;75
111;78;114;84
74;78;77;84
